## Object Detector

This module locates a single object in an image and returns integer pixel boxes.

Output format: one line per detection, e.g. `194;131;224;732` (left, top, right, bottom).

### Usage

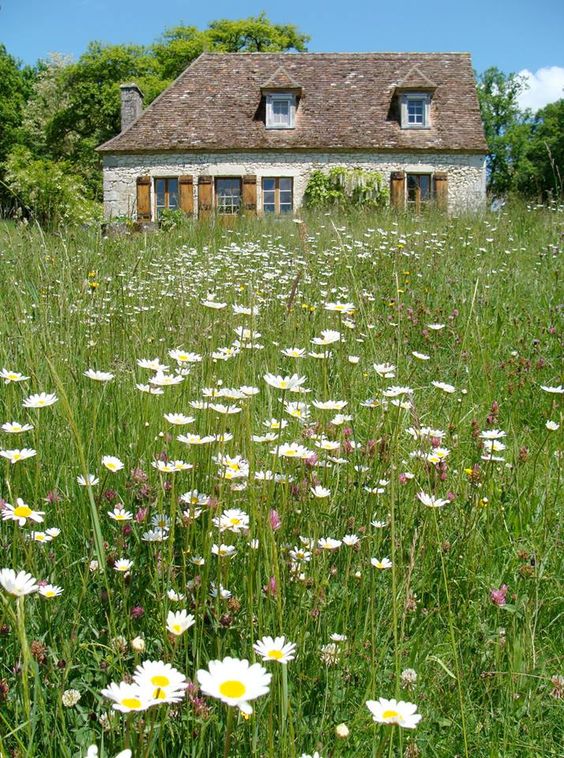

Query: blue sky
2;0;564;107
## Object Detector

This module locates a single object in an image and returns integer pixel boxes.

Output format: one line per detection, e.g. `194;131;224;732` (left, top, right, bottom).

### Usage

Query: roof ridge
199;51;472;56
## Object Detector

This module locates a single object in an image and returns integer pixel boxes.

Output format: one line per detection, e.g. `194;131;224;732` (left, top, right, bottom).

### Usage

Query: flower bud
130;636;145;652
336;723;349;739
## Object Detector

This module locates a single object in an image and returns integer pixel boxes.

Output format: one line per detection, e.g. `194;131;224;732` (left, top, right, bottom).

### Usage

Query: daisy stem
144;708;157;758
433;510;469;758
124;712;133;749
280;664;288;737
33;411;40;503
223;705;235;758
389;407;401;695
15;596;32;738
372;726;388;758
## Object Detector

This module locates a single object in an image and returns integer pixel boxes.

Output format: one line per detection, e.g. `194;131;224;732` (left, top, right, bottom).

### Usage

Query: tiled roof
98;52;487;154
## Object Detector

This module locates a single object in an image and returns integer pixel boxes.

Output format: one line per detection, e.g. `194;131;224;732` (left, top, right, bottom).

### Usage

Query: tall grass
0;203;562;757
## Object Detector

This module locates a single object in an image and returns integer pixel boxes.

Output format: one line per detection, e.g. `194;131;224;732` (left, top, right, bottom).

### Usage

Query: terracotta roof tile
98;52;487;154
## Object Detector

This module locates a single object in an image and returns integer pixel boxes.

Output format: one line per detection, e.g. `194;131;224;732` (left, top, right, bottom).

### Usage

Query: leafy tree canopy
0;44;32;165
514;99;564;197
477;67;529;195
152;14;310;79
478;67;564;198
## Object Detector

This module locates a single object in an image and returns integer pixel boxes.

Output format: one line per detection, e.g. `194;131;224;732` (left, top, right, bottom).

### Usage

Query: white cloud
517;66;564;112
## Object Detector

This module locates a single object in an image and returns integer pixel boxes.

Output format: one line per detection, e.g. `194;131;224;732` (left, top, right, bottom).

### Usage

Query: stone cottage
97;52;487;220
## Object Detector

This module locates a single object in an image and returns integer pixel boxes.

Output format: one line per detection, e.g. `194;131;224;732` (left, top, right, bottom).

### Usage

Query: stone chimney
120;83;144;132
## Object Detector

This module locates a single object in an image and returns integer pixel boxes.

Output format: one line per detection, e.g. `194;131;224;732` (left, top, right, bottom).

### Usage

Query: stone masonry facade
102;151;486;220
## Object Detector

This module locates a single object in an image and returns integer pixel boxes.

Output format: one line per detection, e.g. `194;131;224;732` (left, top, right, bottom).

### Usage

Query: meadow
0;205;562;758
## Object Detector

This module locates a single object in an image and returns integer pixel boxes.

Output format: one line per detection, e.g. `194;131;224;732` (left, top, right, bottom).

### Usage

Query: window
262;178;293;214
155;178;178;219
216;178;242;215
266;94;296;129
407;174;433;210
407;99;425;125
400;93;431;129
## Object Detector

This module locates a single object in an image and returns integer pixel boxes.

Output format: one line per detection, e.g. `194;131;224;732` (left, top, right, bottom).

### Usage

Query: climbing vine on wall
303;166;388;209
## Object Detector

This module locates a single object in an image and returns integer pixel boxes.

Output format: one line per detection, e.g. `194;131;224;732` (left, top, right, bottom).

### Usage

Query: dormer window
400;93;431;129
266;93;296;129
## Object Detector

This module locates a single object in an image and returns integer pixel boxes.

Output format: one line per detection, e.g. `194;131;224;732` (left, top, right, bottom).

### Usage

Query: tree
20;43;168;197
151;26;208;80
207;13;310;54
477;67;529;195
4;146;101;228
0;45;33;209
21;54;73;156
0;45;31;161
514;99;564;198
152;13;310;81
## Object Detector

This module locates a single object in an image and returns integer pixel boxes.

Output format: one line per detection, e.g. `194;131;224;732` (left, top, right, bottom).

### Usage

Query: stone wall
102;151;486;219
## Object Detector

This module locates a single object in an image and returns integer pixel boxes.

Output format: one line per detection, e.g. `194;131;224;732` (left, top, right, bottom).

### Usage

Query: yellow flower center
35;534;45;541
14;505;32;518
285;450;297;457
279;381;288;389
219;680;246;699
230;518;241;525
172;624;182;634
151;675;170;687
12;453;22;461
121;697;142;710
37;400;46;406
153;688;167;699
382;710;400;720
267;650;284;660
44;590;55;597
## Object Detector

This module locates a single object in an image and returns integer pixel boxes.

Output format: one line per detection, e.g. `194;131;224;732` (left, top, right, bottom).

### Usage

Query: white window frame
215;177;242;215
400;93;431;129
266;93;296;130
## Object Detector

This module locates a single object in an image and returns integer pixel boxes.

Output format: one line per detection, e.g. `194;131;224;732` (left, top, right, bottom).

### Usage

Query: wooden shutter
179;175;194;216
136;176;151;222
242;175;257;215
198;176;213;219
434;173;448;211
390;171;405;210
